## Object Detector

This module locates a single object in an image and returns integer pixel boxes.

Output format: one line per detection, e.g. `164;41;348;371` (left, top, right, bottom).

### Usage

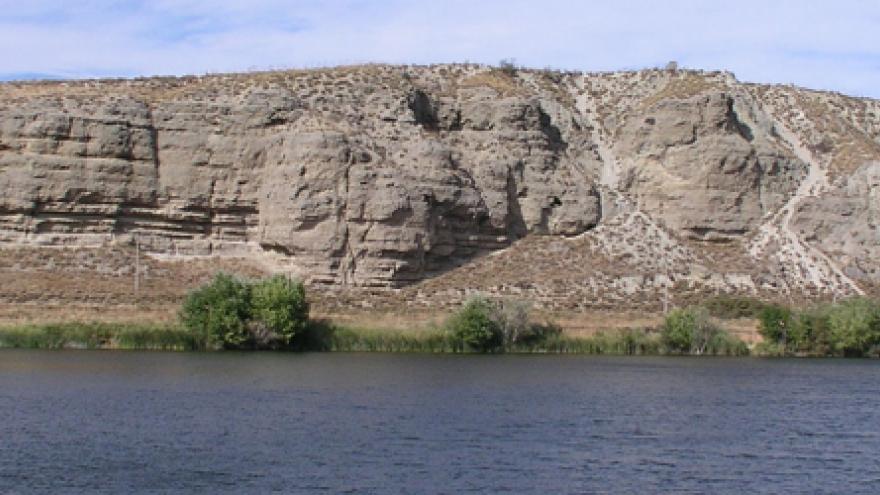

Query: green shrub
179;273;252;349
179;273;315;350
447;297;503;352
445;297;567;352
492;299;534;347
661;308;697;353
753;298;880;357
661;307;738;355
758;304;793;343
251;275;309;347
790;308;833;355
826;298;880;357
515;321;564;347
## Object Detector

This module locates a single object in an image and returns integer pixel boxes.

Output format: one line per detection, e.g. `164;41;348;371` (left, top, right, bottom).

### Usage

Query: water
1;351;879;494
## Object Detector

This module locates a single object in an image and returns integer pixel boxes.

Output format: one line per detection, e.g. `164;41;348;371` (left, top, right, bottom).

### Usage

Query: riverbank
0;322;200;351
0;320;747;355
2;275;877;357
5;319;876;357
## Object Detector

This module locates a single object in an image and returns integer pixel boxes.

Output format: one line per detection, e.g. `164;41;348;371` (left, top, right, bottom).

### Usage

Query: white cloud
0;0;878;97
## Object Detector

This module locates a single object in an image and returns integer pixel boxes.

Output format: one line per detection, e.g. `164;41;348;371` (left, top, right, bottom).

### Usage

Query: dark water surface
1;351;879;494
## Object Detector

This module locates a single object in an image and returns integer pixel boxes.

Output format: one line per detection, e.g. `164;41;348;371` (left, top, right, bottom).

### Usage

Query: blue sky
1;0;878;97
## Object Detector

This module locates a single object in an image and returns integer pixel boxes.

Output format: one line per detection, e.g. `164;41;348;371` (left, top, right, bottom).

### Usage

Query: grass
300;323;750;355
0;320;748;355
323;325;458;353
512;328;747;356
0;322;202;351
312;324;667;354
509;330;662;355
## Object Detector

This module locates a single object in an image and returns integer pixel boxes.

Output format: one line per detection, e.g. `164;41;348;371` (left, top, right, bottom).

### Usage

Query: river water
1;351;878;493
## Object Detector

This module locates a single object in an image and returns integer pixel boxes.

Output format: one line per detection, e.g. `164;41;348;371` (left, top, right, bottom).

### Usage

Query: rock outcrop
615;92;805;240
0;64;878;300
792;162;880;281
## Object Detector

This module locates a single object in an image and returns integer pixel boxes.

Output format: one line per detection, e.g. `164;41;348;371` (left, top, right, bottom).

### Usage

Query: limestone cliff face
0;65;878;296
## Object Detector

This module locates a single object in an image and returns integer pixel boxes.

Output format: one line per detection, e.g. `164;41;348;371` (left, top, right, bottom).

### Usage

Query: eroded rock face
1;65;878;294
0;73;601;287
792;162;880;280
615;93;806;240
0;97;161;246
255;86;602;286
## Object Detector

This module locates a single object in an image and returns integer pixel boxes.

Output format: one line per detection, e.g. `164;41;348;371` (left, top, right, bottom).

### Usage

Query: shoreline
0;321;730;355
0;320;817;357
2;294;877;358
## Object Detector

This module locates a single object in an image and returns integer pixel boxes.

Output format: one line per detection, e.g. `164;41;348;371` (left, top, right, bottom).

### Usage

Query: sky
1;0;878;97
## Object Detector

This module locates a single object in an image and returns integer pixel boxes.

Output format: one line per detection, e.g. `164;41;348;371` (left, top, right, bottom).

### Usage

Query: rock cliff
0;64;878;304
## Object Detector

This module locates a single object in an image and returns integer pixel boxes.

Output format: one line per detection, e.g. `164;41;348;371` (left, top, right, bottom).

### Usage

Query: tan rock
1;65;878;298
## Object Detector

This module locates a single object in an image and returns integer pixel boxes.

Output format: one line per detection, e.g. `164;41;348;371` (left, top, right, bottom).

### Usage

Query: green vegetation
324;325;660;355
441;298;748;356
827;298;880;356
446;297;504;352
444;297;568;353
513;328;662;355
699;295;880;357
2;274;878;358
661;307;749;356
179;273;310;350
0;322;199;350
758;304;794;343
318;324;456;353
180;273;252;348
250;275;310;347
756;297;880;357
223;299;746;355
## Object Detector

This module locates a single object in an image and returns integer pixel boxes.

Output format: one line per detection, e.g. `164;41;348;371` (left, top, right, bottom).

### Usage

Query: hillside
1;64;878;325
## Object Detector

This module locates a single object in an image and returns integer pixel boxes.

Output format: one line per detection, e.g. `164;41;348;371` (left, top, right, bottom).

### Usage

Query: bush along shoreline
0;273;878;357
755;298;880;357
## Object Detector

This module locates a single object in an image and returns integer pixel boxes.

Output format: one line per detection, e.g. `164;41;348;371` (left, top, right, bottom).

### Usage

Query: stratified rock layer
0;65;878;299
